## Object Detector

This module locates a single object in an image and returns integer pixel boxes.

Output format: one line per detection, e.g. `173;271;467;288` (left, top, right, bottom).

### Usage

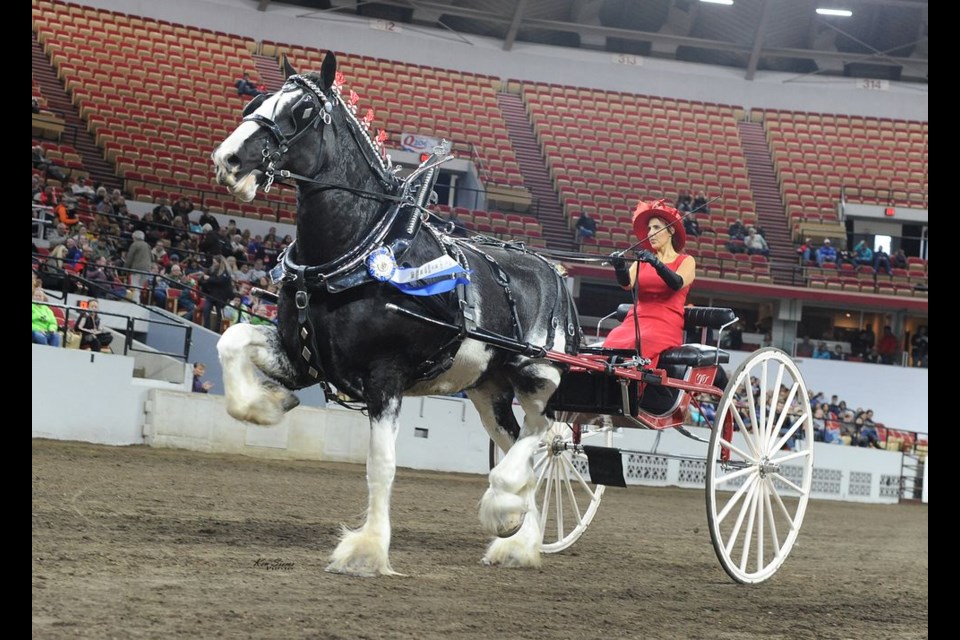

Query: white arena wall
33;345;921;505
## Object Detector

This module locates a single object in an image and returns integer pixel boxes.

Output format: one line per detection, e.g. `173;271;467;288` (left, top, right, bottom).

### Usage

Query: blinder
242;92;271;118
240;75;334;191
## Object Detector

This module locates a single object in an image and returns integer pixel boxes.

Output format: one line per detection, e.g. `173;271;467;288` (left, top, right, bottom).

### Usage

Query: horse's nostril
226;154;242;169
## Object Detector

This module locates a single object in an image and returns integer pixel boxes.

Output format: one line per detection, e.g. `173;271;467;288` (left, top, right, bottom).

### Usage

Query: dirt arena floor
32;438;927;640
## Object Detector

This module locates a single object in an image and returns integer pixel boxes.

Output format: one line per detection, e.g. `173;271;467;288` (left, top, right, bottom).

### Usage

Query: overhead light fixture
701;0;734;5
816;8;853;17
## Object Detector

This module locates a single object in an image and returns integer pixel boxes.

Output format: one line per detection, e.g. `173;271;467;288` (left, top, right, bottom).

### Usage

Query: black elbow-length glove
636;249;684;291
610;252;632;288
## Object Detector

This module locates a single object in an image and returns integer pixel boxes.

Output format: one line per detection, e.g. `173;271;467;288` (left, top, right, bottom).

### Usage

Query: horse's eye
242;93;269;117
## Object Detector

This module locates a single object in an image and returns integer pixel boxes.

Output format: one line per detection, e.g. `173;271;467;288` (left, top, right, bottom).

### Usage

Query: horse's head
212;53;338;202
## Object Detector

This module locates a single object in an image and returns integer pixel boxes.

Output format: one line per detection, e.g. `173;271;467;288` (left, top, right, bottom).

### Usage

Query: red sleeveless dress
603;254;690;369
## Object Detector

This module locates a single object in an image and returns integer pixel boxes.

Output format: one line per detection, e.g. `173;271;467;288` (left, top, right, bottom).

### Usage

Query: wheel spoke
560;457;585;527
766;379;799;452
769;486;798;531
724;477;759;557
770;470;805;495
743;371;763;456
738;481;761;573
553;462;565;541
718;435;757;464
731;408;760;459
756;481;766;571
763;363;786;446
538;459;555;534
770;448;811;465
714;461;758;487
716;472;758;524
763;482;781;557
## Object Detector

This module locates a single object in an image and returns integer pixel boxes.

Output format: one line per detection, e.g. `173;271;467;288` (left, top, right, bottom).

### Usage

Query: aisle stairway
252;53;286;92
31;32;122;192
496;93;574;250
737;120;796;285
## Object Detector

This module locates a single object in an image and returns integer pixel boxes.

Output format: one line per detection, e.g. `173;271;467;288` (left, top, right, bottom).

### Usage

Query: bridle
240;74;402;196
241;74;335;192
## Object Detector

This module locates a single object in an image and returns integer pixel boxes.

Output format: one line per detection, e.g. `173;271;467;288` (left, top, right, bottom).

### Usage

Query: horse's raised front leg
478;360;562;568
326;386;402;577
217;324;301;425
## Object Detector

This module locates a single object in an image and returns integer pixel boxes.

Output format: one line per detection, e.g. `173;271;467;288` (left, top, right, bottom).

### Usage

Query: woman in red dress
604;199;696;369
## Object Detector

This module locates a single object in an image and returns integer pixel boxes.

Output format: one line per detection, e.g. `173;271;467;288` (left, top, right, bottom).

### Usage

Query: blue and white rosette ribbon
366;248;470;296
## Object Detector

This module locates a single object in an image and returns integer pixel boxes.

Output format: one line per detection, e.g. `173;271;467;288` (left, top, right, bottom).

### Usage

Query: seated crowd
33;167;283;338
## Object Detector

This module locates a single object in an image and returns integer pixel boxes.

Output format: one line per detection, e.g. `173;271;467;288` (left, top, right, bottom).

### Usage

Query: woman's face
646;217;674;251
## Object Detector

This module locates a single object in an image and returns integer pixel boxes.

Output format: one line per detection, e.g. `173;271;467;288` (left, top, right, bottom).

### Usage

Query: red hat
631;199;686;251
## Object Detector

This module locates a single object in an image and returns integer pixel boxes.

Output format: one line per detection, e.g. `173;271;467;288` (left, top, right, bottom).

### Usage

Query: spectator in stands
200;255;234;333
199;223;222;264
109;189;127;216
248;258;267;284
692;191;709;215
852;240;873;268
683;211;702;237
236;72;263;98
197;206;219;231
574;211;597;242
892;248;908;270
864;345;882;364
857;325;876;358
32;289;62;347
192;362;214;393
796;237;814;264
32;97;41;114
123;230;153;295
744;227;769;257
32;145;69;182
856;419;883;448
873;246;893;275
910;326;928;368
675;191;693;213
831;344;846;361
46;222;68;247
726;219;746;253
876;325;900;365
152;197;175;227
815;238;837;267
74;299;114;353
70;176;96;201
56;197;81;228
171;196;194;224
827;395;841;417
813;341;831;359
260;238;280;270
167;264;198;317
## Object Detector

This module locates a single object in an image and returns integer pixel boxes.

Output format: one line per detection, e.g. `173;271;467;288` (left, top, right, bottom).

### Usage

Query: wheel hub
758;457;780;476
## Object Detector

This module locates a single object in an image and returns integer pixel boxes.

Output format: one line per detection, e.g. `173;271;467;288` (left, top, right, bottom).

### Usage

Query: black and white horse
211;52;581;576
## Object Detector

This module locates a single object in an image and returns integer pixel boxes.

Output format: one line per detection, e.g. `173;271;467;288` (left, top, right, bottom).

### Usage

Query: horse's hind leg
326;379;403;577
217;324;301;425
478;360;563;568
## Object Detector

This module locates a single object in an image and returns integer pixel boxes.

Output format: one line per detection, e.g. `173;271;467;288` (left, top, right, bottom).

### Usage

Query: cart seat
639;345;729;416
659;344;729;368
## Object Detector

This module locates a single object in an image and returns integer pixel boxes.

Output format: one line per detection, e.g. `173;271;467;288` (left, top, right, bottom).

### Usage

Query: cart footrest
583;445;626;487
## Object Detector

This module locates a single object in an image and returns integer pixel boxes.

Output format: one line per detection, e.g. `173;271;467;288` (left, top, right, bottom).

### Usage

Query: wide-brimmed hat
631;198;686;251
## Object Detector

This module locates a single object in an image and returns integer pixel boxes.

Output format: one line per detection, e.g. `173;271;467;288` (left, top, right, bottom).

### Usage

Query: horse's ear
281;54;297;79
320;50;337;89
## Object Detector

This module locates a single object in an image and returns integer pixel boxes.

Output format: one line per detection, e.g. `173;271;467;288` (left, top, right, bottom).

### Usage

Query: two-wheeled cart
488;305;815;584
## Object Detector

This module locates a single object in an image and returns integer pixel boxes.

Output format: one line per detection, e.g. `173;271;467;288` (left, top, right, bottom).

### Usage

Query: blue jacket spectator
816;239;837;267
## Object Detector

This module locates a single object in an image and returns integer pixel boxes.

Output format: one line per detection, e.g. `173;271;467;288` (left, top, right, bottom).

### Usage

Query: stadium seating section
32;0;926;289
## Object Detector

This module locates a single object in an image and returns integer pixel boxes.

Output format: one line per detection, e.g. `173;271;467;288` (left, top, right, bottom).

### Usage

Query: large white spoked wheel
489;420;613;553
706;347;815;584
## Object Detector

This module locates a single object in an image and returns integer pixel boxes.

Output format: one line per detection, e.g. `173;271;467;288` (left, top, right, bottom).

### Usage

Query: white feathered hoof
481;531;542;569
325;527;401;578
478;487;527;538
